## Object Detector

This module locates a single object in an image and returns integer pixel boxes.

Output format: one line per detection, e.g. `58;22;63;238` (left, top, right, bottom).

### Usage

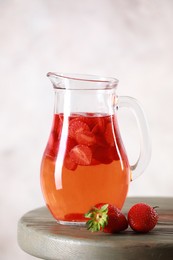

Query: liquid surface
41;113;130;222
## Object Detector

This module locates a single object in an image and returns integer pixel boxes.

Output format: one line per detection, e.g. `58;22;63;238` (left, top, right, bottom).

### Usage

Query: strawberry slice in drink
76;131;96;146
64;155;77;171
92;117;106;134
69;144;92;166
65;137;77;154
68;120;90;139
92;145;118;164
69;115;96;129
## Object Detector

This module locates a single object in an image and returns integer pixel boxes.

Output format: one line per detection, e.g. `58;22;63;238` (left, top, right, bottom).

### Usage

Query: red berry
92;146;114;164
128;203;159;233
92;117;106;134
69;120;90;139
104;210;128;233
76;131;96;146
65;137;77;154
64;156;77;170
69;115;95;129
85;203;128;234
80;116;96;129
90;158;100;165
94;135;108;147
69;144;92;166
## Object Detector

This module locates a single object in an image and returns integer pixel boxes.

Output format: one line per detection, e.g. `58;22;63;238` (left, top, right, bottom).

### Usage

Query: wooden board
17;197;173;260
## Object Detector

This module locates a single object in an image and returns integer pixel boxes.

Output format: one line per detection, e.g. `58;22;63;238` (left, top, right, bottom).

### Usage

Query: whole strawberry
128;203;159;233
85;203;128;233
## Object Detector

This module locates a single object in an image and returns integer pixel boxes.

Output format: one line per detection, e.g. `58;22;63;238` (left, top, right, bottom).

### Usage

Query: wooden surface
17;197;173;260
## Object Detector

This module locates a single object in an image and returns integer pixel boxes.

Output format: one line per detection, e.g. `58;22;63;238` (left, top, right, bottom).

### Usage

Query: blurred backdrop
0;0;173;259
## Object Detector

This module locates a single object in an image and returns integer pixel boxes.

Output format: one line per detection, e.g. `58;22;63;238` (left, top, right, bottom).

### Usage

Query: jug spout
47;72;65;89
47;72;118;90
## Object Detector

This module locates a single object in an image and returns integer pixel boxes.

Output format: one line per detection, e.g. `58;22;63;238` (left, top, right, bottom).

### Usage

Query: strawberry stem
85;204;109;232
153;206;159;210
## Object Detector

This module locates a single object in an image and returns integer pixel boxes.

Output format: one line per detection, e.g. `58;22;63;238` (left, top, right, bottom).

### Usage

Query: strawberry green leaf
85;204;109;232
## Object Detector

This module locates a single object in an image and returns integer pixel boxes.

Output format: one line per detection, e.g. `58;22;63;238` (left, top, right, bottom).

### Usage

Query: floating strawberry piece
91;124;100;134
65;137;77;154
94;135;108;147
90;158;100;166
70;116;95;130
69;120;90;139
81;117;96;129
76;131;96;146
92;146;115;164
69;144;92;166
85;203;128;233
97;117;106;131
64;156;77;171
92;117;106;134
128;203;159;233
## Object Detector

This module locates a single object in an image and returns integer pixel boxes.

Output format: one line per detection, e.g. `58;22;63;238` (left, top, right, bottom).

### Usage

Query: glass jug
40;73;151;225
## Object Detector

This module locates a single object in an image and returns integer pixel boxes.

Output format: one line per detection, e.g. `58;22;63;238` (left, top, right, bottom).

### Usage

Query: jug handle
117;96;151;180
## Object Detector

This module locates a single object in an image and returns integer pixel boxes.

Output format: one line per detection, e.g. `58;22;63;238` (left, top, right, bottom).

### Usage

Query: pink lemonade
40;113;130;223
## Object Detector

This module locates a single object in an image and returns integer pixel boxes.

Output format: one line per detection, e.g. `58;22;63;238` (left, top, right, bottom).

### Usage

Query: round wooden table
17;197;173;260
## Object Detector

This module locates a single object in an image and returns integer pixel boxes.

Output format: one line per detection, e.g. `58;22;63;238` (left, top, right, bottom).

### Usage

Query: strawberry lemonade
41;113;130;224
